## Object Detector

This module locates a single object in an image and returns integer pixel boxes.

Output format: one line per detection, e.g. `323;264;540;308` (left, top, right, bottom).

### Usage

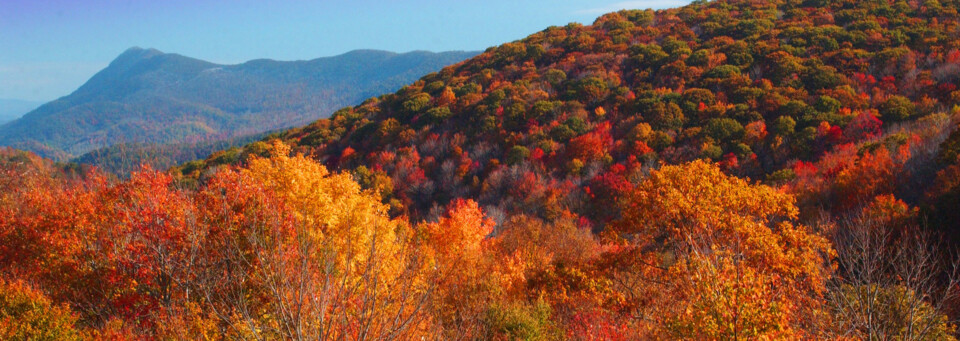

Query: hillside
3;0;960;339
188;0;960;225
0;48;478;160
73;132;268;176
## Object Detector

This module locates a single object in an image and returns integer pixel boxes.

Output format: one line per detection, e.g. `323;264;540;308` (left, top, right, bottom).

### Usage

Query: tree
506;146;531;165
827;196;958;340
879;95;916;122
0;279;85;340
419;199;499;338
195;141;432;340
772;116;797;136
611;160;833;339
703;118;745;142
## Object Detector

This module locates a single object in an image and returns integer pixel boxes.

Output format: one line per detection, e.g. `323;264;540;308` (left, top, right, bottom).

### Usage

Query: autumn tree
609;160;833;339
195;141;432;340
418;199;498;338
0;279;85;340
827;196;958;340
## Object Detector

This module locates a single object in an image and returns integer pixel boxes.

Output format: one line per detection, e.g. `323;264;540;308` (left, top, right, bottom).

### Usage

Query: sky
0;0;691;103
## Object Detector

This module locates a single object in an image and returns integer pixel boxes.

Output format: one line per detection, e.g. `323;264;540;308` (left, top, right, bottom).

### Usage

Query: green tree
879;95;915;122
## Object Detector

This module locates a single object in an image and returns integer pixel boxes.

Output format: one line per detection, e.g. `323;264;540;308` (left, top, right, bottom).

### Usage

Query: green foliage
681;88;716;115
425;106;453;124
802;61;843;90
772;116;798;136
815;96;842;114
704;118;745;142
879;95;916;122
484;300;559;341
544;69;567;86
177;0;958;261
564;117;588;135
646;102;685;131
629;43;669;68
550;125;576;142
531;101;558;121
402;92;432;115
705;64;741;80
766;168;797;185
10;0;960;338
566;158;585;175
507;145;531;165
937;127;960;166
701;143;724;160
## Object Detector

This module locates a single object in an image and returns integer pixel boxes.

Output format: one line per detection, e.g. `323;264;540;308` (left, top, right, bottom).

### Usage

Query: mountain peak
0;47;479;160
113;47;165;64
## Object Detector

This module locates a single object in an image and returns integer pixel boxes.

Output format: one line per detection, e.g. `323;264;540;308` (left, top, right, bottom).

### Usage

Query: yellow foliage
614;160;834;338
202;140;429;339
242;140;403;276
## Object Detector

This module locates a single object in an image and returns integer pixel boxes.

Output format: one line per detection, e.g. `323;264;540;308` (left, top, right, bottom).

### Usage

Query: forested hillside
73;133;268;176
189;0;960;229
0;48;478;160
2;0;960;339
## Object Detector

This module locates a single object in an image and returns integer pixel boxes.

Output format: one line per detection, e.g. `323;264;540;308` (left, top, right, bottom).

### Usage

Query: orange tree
608;160;834;339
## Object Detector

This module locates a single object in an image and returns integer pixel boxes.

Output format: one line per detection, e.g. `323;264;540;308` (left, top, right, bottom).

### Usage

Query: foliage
610;160;833;338
4;0;960;337
0;280;84;340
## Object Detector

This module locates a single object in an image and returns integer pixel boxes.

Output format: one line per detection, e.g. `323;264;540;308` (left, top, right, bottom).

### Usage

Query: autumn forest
3;0;960;339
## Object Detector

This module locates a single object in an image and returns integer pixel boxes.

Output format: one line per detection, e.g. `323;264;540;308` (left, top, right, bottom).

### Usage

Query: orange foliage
611;160;833;338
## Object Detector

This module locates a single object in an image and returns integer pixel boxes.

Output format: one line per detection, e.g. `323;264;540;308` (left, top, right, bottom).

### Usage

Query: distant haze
0;99;41;124
0;0;691;102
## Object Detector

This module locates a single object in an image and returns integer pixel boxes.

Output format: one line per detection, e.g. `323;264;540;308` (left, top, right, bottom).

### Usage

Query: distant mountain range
0;99;41;124
0;47;478;160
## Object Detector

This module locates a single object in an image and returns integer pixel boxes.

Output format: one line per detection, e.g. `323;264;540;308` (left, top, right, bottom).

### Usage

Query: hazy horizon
0;0;691;103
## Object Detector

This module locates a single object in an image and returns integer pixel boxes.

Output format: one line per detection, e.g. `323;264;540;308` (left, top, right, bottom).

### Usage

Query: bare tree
828;210;960;340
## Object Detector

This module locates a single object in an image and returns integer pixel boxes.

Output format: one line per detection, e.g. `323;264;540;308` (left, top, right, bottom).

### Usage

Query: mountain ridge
0;47;479;160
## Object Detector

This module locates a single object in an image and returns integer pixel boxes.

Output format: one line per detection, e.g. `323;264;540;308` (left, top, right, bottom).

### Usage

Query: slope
184;0;960;228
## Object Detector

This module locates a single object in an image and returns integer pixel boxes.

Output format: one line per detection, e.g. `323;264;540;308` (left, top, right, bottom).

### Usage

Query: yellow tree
0;279;85;340
196;141;432;340
611;160;833;339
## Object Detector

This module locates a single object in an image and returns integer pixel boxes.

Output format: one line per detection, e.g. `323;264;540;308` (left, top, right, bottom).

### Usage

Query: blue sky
0;0;690;102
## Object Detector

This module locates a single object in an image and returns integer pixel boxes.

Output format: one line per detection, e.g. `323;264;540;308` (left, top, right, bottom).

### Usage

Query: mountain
185;0;960;227
0;99;41;124
0;48;479;160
